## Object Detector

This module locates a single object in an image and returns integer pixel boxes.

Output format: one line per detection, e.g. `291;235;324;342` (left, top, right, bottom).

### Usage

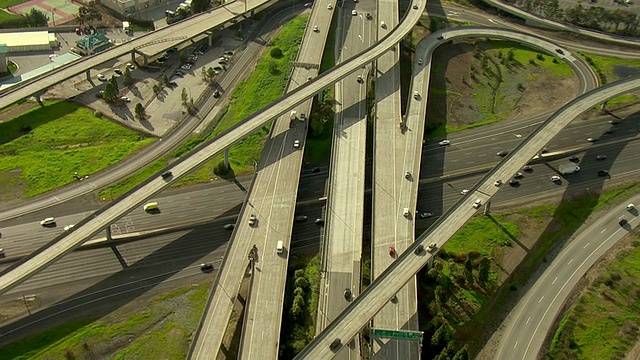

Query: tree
123;68;133;85
464;257;474;287
109;76;119;94
25;8;48;27
162;74;169;84
191;0;211;14
452;345;470;360
76;6;102;25
181;88;189;107
479;257;491;285
270;47;283;58
294;277;308;288
103;82;118;102
179;51;187;64
431;323;452;348
135;103;146;119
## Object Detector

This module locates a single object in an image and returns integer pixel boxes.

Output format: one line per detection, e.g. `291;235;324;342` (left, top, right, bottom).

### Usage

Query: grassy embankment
427;41;574;139
0;101;154;200
0;284;209;359
576;52;640;106
549;238;640;359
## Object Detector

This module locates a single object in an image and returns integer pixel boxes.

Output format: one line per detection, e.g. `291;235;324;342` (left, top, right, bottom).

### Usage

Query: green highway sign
373;329;422;339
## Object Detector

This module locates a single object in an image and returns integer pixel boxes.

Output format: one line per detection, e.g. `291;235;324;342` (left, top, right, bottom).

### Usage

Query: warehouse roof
0;31;55;47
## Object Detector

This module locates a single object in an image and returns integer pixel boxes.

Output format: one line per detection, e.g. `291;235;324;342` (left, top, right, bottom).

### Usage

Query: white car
461;189;469;195
473;199;482;209
351;9;357;15
550;175;561;182
121;96;131;103
40;217;56;226
64;224;75;231
438;139;450;146
181;64;192;70
97;74;106;81
313;25;319;32
587;137;598;142
627;203;635;211
494;180;502;187
327;3;333;9
126;62;135;69
413;91;419;99
248;214;257;227
293;139;300;148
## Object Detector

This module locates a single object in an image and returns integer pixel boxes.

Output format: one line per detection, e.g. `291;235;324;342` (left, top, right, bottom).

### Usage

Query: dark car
223;224;235;230
200;263;214;272
509;179;520;186
619;219;628;227
522;165;533;172
330;338;342;351
597;170;610;177
114;68;123;75
555;48;564;55
365;12;372;19
596;154;607;160
168;81;178;88
213;90;221;98
344;288;352;301
312;167;321;173
161;171;172;179
315;218;325;226
513;172;525;179
414;244;424;255
569;156;579;163
224;51;234;56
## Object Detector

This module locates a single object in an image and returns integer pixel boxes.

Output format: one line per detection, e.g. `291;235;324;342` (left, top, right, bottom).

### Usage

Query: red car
389;246;395;256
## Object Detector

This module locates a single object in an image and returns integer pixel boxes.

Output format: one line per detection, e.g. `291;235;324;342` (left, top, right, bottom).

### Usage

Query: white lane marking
583;243;590;249
600;228;606;233
513;341;518;349
526;316;531;325
538;296;545;303
552;277;558;284
568;258;574;265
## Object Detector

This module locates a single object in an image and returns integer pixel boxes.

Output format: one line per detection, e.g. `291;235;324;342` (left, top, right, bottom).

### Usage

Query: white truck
559;163;580;175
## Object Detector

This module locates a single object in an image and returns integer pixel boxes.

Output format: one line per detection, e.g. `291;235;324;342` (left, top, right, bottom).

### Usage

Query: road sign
372;329;422;339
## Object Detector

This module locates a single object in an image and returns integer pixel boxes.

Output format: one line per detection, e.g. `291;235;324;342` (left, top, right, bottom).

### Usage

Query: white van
380;21;386;28
276;240;284;254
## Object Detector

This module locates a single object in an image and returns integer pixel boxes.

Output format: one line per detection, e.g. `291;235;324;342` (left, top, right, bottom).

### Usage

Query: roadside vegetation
0;283;209;359
415;181;640;358
97;159;167;200
576;51;640;107
280;254;321;358
0;101;154;200
549;237;640;359
169;15;308;185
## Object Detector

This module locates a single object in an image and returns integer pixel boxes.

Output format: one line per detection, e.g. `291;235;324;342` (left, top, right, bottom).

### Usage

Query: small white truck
559;163;580;175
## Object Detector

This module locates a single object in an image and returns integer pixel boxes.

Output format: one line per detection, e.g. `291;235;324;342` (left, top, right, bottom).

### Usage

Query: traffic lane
422;116;639;178
496;199;640;360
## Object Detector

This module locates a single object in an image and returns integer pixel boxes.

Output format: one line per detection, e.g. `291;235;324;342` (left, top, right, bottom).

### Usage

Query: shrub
270;47;283;58
94;110;102;118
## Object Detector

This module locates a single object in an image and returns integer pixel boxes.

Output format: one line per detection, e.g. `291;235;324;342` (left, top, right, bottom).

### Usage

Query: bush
94;110;102;118
270;47;283;58
212;160;232;177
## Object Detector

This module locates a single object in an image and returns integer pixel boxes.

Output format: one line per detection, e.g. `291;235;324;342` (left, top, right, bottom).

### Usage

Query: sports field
7;0;79;26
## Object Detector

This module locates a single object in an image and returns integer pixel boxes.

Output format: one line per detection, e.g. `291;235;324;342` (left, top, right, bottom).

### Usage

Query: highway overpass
187;4;336;359
293;28;637;358
370;0;420;357
0;0;274;109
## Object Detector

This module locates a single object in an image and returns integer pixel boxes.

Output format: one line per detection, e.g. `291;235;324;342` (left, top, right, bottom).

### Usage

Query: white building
0;31;59;53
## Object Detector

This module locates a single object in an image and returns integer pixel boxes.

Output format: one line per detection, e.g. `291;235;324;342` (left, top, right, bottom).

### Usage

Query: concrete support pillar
224;149;230;168
131;50;136;63
208;33;214;47
143;54;149;66
85;69;91;81
483;200;491;216
106;226;113;241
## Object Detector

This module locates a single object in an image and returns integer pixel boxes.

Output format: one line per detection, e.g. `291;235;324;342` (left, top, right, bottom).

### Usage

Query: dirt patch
0;102;40;123
427;41;578;131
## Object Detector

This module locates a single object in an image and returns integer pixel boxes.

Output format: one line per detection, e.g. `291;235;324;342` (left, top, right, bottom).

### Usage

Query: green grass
0;9;21;24
548;243;640;359
578;52;640;82
0;101;154;198
0;284;209;360
444;215;519;257
606;93;639;106
97;159;167;200
488;41;574;77
0;0;28;8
